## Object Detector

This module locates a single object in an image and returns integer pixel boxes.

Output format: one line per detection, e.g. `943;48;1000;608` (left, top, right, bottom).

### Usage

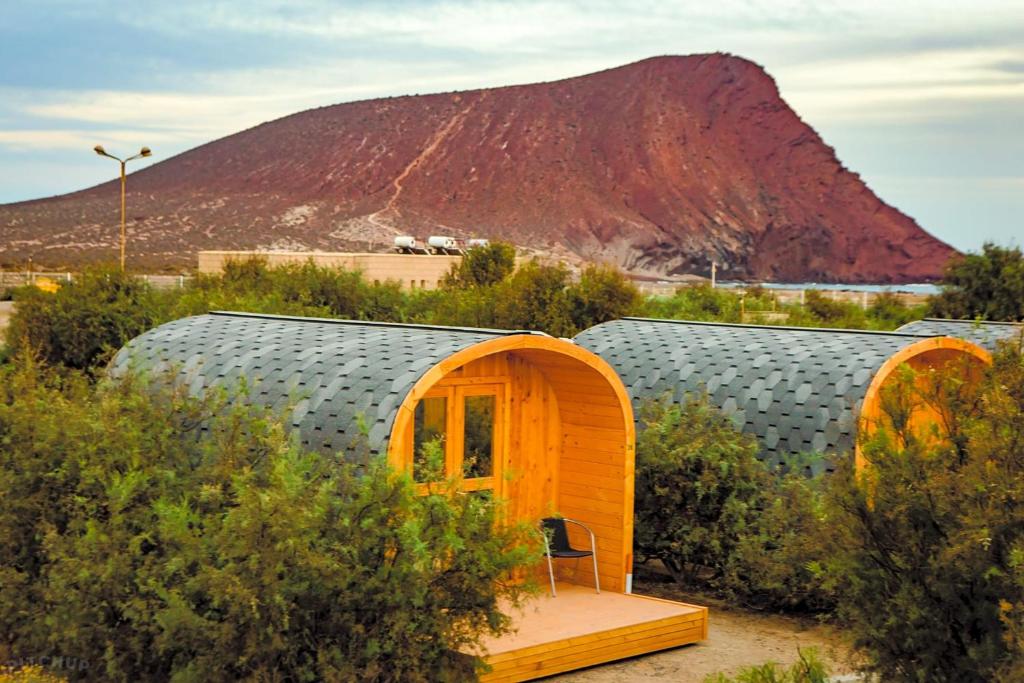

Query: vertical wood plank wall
518;349;633;593
858;344;990;465
392;346;634;594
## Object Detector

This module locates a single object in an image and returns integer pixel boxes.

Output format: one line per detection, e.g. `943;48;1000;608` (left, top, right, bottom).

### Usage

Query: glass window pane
463;394;495;479
413;396;447;482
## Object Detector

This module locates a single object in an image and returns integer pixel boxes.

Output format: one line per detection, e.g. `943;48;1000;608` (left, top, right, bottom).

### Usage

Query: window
410;382;504;492
413;394;447;483
462;394;495;479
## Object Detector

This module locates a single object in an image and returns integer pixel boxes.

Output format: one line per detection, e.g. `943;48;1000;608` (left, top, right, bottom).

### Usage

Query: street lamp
94;144;152;270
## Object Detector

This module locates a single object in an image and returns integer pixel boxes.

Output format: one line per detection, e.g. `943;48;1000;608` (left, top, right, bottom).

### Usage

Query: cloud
0;128;184;152
2;0;1023;250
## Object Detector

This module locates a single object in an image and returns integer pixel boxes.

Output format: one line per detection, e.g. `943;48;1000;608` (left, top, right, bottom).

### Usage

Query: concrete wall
197;251;463;290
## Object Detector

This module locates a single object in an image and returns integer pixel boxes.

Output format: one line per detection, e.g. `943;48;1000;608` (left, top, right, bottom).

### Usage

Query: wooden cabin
113;312;708;681
897;317;1022;353
575;318;992;474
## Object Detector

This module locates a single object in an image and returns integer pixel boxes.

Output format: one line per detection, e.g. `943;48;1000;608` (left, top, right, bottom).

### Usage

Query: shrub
566;264;641;333
867;291;923;328
732;471;833;613
0;358;538;682
634;394;767;587
929;243;1024;322
634;395;832;611
642;284;745;322
819;345;1024;681
4;266;166;373
703;648;829;683
174;258;405;322
493;260;575;337
801;290;848;323
444;242;516;288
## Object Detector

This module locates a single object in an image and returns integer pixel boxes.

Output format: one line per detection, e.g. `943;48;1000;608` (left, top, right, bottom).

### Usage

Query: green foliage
633;395;831;611
801;290;848;323
172;258;405;322
0;357;538;682
444;242;516;288
703;648;829;683
634;394;766;585
867;290;924;328
493;261;575;337
4;266;167;374
818;345;1024;681
642;284;748;322
929;243;1024;322
566;264;642;333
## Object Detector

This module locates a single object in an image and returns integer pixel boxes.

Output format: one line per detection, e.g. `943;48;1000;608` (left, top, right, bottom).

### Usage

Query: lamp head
140;147;152;157
93;144;106;156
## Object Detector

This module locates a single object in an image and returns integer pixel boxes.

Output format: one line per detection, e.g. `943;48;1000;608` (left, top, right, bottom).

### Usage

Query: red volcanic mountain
0;54;955;282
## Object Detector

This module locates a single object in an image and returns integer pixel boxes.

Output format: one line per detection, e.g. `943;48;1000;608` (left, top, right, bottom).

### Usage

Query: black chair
540;517;600;597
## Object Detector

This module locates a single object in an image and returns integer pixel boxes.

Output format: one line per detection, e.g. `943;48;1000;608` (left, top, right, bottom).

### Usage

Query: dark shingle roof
111;312;540;462
897;318;1021;352
574;318;938;476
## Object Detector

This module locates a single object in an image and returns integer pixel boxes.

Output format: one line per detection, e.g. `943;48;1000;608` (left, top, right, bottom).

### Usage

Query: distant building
197;251;463;290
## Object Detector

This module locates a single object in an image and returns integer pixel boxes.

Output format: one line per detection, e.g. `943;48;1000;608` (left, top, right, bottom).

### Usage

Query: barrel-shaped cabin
575;318;991;475
113;312;707;681
897;317;1022;353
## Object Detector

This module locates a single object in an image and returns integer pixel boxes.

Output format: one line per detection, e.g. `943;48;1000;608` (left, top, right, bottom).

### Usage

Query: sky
0;0;1021;252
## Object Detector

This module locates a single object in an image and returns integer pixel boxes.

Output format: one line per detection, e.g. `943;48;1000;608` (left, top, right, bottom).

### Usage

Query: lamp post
93;144;152;270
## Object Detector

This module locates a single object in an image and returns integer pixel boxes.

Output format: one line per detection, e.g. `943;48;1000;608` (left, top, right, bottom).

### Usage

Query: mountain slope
0;54;956;281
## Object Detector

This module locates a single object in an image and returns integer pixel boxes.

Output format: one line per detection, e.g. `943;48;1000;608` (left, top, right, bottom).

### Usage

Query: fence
0;272;193;291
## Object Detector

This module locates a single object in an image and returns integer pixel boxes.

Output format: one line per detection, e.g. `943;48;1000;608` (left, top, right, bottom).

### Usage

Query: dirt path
551;579;854;682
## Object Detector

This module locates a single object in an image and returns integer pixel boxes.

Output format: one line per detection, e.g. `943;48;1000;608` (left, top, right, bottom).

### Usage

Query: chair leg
592;551;601;594
543;536;557;598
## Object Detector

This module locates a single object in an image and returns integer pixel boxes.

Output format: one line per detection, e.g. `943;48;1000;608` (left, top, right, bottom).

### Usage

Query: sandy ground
551;606;852;682
550;575;854;682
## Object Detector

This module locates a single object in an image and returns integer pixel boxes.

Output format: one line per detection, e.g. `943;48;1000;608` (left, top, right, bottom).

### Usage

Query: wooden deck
476;584;708;682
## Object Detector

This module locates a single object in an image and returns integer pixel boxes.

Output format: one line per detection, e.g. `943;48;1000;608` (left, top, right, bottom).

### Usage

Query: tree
566;264;641;333
444;242;517;289
494;261;575;337
929;243;1024;322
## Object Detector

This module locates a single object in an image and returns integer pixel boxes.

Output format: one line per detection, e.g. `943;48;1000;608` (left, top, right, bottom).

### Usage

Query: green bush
4;266;167;374
566;264;641;333
929;243;1024;322
633;395;831;610
801;290;852;324
493;261;575;337
642;284;746;322
634;394;766;586
704;648;829;683
867;290;924;328
174;258;405;322
0;358;538;682
819;345;1024;681
443;242;516;288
